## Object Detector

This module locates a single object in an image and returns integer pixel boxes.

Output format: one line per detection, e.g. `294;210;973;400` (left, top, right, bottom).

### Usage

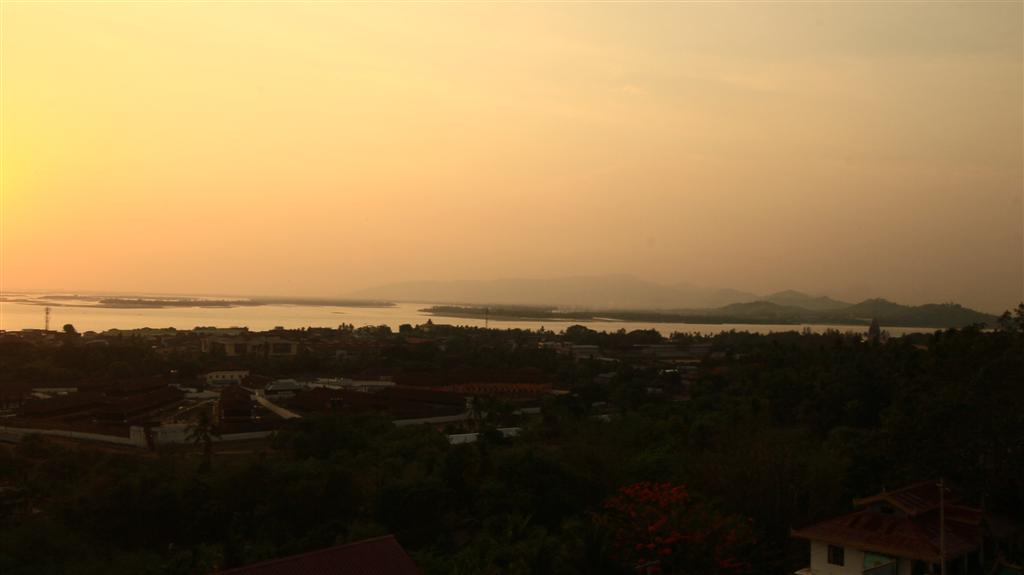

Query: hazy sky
2;2;1021;312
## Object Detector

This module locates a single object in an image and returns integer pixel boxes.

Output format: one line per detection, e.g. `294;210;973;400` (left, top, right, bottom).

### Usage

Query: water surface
0;294;932;336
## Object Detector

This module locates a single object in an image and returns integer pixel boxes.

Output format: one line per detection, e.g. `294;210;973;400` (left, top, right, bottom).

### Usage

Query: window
828;545;845;566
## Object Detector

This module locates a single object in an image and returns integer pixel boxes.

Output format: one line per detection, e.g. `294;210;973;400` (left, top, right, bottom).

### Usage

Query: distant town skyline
2;2;1021;312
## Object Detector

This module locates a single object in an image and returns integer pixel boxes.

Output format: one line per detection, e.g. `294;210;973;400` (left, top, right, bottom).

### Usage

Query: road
254;390;302;420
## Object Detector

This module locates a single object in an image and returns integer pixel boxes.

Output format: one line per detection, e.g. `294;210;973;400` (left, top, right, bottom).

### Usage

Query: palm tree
186;409;220;472
468;396;484;432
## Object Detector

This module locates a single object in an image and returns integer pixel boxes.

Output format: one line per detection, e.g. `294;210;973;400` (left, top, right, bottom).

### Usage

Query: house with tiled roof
217;385;256;423
792;481;1015;575
217;535;421;575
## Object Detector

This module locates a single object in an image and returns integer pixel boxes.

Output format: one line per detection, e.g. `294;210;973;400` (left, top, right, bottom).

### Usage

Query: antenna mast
939;478;946;575
45;307;51;331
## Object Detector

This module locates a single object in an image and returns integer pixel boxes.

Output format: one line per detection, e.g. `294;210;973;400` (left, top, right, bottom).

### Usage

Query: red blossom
594;481;755;574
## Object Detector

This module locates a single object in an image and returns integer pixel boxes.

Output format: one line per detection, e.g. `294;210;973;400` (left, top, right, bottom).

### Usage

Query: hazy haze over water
0;298;930;337
2;3;1021;310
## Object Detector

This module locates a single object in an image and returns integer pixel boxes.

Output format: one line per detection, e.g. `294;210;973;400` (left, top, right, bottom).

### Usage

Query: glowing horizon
2;2;1021;312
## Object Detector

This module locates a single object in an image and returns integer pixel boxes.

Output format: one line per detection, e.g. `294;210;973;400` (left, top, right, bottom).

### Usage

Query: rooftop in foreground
217;535;421;575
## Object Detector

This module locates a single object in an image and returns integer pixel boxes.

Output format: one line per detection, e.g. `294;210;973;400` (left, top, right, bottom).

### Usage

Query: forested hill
356;277;996;328
425;299;998;329
702;299;997;328
761;289;851;311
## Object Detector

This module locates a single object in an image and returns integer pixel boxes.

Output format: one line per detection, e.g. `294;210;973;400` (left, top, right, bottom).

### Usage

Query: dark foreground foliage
1;309;1022;574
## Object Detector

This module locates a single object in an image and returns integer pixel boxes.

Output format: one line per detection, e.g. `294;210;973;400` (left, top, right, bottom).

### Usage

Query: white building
265;379;304;398
204;370;250;387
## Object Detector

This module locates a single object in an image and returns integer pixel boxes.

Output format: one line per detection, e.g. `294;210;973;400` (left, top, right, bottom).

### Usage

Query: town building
307;377;396;392
204;370;250;387
201;336;299;357
216;386;256;423
264;379;304;398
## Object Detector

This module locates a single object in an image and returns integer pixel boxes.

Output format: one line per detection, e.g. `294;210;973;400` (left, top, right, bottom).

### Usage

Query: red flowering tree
593;482;755;575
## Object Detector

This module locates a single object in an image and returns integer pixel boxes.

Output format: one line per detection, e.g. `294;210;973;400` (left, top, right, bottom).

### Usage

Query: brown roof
18;392;107;418
217;535;421;575
91;387;184;422
382;386;464;406
852;481;956;516
104;377;169;397
220;385;254;402
792;507;981;562
792;482;983;562
442;383;551;397
285;387;465;420
20;387;183;423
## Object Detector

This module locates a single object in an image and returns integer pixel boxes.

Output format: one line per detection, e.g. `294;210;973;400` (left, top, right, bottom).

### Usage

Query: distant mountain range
350;275;998;329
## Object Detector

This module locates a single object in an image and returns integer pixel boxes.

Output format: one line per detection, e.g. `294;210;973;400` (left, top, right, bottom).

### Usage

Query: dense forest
1;306;1022;574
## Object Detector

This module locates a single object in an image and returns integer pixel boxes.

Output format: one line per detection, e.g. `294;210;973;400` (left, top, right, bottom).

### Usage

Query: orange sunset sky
1;2;1021;312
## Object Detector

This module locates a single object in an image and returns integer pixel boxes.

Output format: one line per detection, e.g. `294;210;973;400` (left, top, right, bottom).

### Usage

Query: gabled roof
217;535;421;575
791;507;980;562
852;481;956;516
792;482;984;563
219;385;255;405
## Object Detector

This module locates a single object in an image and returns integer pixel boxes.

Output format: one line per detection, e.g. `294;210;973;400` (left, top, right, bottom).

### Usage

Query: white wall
811;541;866;575
0;424;147;447
0;424;274;448
393;412;470;427
809;542;913;575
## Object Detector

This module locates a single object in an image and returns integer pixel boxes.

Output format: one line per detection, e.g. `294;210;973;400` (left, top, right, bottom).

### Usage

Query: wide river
0;295;934;337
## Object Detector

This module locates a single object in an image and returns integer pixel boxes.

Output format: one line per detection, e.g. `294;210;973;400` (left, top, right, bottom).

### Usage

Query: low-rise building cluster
1;321;719;449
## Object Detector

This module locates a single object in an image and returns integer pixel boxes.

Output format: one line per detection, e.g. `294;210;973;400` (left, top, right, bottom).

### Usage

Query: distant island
15;295;396;310
96;298;250;308
423;298;997;329
6;283;1000;329
354;275;1000;329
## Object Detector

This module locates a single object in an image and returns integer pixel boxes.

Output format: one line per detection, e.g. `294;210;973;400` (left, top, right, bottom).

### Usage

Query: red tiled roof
104;377;169;397
790;505;983;560
852;480;956;516
286;388;464;420
18;392;107;418
25;389;180;422
442;383;551;397
220;385;254;401
382;386;465;406
217;535;421;575
91;387;184;422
